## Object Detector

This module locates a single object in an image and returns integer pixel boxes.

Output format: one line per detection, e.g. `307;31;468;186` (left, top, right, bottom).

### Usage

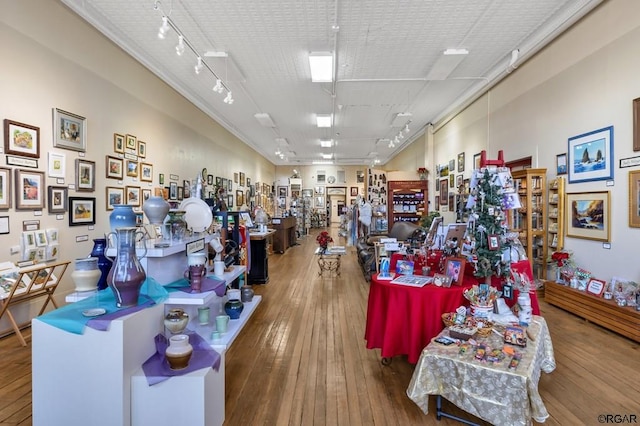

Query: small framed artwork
75;159;95;192
556;153;567;175
449;173;455;188
236;190;243;206
177;186;184;201
239;172;245;186
463;178;470;195
216;176;223;188
278;186;288;197
586;278;606;297
53;108;86;152
457;152;465;172
634;97;640;151
315;186;325;195
488;234;500;250
68;197;96;226
629;170;640;228
106;187;124;210
502;283;513;300
126;186;141;206
568;126;613;184
105;156;123;180
0;216;8;234
137;141;146;158
456;174;463;189
444;257;466;286
439;179;448;205
47;186;68;213
126;159;138;178
566;191;610;242
448;193;454;211
35;230;48;247
169;182;178;200
350;187;359;196
473;153;481;170
356;170;365;183
183;180;191;198
114;133;125;153
140;163;153;182
47;152;66;178
234;172;238;183
247;178;251;188
23;231;36;249
46;228;59;244
4;119;40;158
125;134;137;150
15;169;45;210
448;159;455;172
0;167;11;209
207;174;214;185
227;194;233;208
227;179;232;192
434;195;440;211
142;188;151;203
159;173;165;185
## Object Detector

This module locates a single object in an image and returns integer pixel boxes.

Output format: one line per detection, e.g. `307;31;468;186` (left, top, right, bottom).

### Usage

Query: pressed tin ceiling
61;0;602;166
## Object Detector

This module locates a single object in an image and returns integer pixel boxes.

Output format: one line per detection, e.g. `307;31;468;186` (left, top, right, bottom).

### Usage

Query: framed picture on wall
53;108;86;152
439;179;448;205
4;119;40;158
68;197;96;226
106;187;124;210
556;153;567;175
566;191;610;242
567;126;613;183
114;133;125;153
15;169;44;210
47;186;67;213
0;168;11;210
350;187;359;196
75;159;95;192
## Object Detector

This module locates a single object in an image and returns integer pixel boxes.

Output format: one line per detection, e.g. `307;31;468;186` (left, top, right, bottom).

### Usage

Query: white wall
426;0;640;281
0;0;274;333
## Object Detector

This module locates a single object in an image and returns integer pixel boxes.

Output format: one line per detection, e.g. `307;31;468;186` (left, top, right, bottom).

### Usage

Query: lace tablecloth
407;315;556;426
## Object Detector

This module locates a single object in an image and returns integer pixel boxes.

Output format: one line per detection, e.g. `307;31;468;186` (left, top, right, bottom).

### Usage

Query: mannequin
358;198;372;237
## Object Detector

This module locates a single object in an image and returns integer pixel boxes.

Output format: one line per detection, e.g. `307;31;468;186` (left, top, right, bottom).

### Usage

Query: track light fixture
194;57;203;74
404;123;410;133
157;16;170;39
398;132;404;140
154;5;234;105
175;35;185;56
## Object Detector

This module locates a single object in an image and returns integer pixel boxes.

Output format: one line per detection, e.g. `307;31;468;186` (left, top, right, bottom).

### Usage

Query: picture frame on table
0;168;11;210
140;163;153;182
556;153;567;175
106;187;124;210
47;186;67;213
4;119;40;158
47;152;66;178
586;278;606;297
444;257;466;286
68;197;96;226
15;169;44;210
439;179;448;205
566;191;610;242
567;126;614;183
125;186;140;206
113;133;125;153
53;108;86;152
628;170;640;228
75;159;95;192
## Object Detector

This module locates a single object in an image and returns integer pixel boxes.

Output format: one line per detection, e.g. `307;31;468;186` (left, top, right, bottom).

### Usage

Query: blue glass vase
109;204;136;233
90;238;113;290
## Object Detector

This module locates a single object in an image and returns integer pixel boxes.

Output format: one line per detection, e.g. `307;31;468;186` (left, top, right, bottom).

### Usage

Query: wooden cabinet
510;169;547;280
387;180;428;226
271;216;297;253
547;177;565;253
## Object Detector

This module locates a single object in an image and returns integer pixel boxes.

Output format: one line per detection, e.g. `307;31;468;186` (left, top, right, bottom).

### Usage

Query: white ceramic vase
71;257;101;292
165;334;193;370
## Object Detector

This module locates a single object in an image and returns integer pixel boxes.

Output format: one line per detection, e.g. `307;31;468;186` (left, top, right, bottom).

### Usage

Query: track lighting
213;79;223;93
175;35;185;56
404;123;410;133
158;16;169;39
398;132;404;139
194;57;203;74
223;91;233;104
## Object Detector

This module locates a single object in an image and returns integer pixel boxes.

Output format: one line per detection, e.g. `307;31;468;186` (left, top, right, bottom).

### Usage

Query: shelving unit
387;180;428;225
510;169;547;280
547;177;565;253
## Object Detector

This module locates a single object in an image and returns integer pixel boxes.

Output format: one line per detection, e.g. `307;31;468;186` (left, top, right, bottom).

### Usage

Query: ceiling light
316;114;332;128
308;52;334;82
391;112;412;127
254;113;276;127
175;35;185;56
213;79;223;93
157;16;170;39
223;91;233;104
194;57;203;74
443;48;469;55
394;136;400;145
312;160;334;165
320;139;333;148
404;123;411;133
275;138;289;145
398;132;404;140
321;153;333;159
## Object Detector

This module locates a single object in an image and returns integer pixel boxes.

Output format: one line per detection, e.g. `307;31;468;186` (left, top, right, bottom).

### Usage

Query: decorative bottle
109;204;137;233
106;227;147;308
90;238;113;290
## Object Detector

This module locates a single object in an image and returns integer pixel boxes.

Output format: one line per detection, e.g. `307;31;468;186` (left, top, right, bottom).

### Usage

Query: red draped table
364;259;540;364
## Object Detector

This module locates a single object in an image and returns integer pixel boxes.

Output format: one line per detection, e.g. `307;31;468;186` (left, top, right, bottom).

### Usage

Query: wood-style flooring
0;226;638;425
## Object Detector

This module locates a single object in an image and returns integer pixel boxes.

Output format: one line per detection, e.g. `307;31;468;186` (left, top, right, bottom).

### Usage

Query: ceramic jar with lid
164;308;189;334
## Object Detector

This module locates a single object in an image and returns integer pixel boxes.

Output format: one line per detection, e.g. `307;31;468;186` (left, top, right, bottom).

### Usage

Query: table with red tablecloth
364;256;540;364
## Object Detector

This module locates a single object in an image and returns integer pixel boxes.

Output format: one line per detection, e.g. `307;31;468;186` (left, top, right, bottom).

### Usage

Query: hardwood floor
1;226;638;425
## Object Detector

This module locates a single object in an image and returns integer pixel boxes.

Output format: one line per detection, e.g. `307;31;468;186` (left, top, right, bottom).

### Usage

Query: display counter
271;217;297;253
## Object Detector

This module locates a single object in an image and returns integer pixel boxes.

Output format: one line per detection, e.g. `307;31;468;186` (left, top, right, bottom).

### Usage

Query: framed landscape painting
566;191;610;242
567;126;613;184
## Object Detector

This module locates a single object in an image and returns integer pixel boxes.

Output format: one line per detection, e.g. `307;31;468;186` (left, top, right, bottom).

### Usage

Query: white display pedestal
31;303;163;426
131;353;225;426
